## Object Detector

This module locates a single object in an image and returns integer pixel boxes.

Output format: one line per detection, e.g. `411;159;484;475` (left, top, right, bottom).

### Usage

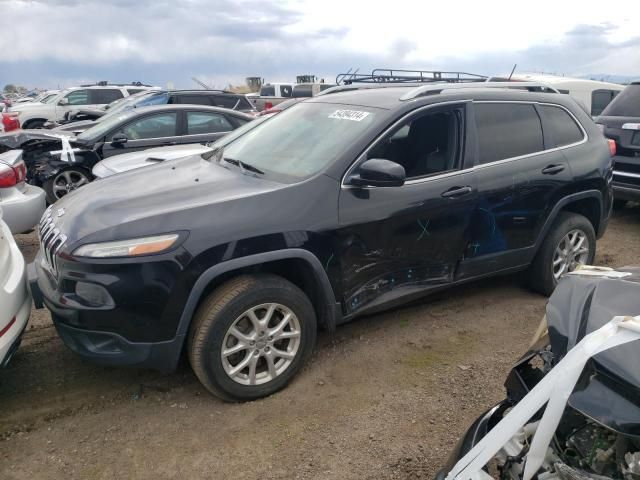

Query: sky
1;0;639;90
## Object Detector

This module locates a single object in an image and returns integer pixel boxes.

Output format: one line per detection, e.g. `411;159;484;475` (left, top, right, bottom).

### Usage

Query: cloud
0;0;638;89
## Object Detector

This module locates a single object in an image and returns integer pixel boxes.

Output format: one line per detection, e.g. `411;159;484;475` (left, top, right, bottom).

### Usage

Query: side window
540;105;584;147
591;89;618;116
292;85;312;98
280;85;292;97
260;85;275;96
187;112;233;134
91;89;124;104
366;109;461;179
110;113;177;140
210;96;239;109
65;89;89;105
176;95;211;106
474;103;543;164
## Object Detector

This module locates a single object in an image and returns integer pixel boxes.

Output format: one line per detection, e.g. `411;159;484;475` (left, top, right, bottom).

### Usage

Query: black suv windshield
601;84;640;117
221;103;378;180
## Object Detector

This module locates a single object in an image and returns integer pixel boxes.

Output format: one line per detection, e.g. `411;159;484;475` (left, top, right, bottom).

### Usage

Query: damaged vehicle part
0;105;254;203
439;267;640;480
28;82;612;401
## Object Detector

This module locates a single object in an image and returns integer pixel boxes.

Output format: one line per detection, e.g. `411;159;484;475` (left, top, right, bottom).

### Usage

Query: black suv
596;81;640;206
29;82;613;401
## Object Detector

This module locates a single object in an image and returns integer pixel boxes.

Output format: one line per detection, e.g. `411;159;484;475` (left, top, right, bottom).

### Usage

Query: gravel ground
1;205;639;479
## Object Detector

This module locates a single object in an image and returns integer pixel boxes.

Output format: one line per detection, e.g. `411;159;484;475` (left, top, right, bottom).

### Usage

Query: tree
4;84;17;94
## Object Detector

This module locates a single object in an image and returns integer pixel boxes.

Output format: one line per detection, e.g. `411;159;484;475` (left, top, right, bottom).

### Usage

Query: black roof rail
336;68;488;85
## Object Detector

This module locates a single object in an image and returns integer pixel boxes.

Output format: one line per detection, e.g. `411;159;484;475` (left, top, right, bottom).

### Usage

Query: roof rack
336;68;488;85
400;81;562;101
79;81;154;87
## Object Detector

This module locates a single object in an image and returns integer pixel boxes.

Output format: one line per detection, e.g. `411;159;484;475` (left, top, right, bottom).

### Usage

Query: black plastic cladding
29;85;613;370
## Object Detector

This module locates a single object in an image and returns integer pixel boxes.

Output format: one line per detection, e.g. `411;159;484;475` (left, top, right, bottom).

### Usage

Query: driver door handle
542;164;565;175
441;186;472;198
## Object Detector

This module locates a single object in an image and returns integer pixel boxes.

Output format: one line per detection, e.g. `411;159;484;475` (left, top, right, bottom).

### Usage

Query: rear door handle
441;186;472;198
542;164;565;175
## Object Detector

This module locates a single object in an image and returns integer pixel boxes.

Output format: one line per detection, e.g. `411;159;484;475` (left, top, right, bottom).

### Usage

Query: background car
7;83;160;130
0;150;46;233
0;207;31;367
596;81;640;207
0;104;254;203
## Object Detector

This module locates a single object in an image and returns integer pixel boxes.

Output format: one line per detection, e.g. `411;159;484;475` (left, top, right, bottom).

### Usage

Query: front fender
30;150;100;185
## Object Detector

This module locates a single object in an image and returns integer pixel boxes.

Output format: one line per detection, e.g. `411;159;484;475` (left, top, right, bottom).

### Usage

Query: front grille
38;205;67;276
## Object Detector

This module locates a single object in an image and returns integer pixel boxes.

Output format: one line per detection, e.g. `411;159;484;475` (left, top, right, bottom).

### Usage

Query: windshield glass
601;85;640;117
77;111;135;142
93;92;167;124
41;93;58;104
221;103;378;180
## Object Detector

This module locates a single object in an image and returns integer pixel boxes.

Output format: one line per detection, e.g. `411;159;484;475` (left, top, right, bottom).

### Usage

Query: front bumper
0;183;46;234
612;154;640;201
28;249;187;372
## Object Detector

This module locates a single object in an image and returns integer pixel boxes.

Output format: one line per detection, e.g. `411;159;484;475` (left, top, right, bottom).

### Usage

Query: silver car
0;150;46;234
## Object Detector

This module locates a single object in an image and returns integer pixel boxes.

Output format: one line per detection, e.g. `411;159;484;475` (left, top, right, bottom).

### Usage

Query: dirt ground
2;205;639;479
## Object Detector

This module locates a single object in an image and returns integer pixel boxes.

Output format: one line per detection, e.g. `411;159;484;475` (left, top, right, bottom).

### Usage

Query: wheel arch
534;190;603;255
22;118;48;129
176;249;340;341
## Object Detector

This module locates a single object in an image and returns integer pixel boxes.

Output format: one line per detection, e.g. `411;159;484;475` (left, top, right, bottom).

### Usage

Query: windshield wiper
222;157;264;175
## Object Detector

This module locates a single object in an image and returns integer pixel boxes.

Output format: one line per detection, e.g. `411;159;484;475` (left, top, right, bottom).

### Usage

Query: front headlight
73;233;180;258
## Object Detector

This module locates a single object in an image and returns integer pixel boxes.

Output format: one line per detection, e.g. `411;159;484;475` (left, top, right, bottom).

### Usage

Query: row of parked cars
0;69;638;479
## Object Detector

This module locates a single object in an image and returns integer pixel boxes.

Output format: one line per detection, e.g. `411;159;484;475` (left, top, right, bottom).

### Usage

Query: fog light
75;282;114;307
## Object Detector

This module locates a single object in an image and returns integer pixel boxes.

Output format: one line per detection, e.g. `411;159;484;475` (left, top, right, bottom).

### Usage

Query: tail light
264;102;273;110
607;139;616;157
2;112;20;132
0;160;27;187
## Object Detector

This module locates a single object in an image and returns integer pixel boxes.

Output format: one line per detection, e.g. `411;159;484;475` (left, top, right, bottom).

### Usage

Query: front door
337;103;477;316
101;111;180;157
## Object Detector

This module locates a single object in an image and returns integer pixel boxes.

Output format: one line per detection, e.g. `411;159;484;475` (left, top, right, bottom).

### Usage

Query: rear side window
292;85;312;98
260;85;276;96
591;90;619;116
280;85;292;97
540;105;584;147
474;103;544;164
186;112;232;134
176;95;211;106
127;88;145;95
210;95;239;109
91;89;124;104
600;84;640;117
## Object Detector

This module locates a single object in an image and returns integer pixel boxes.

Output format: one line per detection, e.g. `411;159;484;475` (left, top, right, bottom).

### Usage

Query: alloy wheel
221;303;301;386
552;229;590;280
52;170;90;199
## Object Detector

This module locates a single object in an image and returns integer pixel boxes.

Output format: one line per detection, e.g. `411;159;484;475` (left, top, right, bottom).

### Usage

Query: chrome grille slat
38;208;66;277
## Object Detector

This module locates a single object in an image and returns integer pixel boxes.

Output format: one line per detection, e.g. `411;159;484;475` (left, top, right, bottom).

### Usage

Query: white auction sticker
329;109;370;122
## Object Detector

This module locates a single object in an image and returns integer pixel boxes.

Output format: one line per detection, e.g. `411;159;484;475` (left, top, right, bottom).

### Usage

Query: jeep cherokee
29;82;613;401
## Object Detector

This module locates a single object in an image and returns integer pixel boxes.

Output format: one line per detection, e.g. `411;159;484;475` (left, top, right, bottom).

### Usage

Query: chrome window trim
341;100;588;188
613;170;640;179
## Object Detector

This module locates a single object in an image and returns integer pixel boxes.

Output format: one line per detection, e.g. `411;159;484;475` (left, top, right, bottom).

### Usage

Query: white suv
9;84;160;129
0;207;31;367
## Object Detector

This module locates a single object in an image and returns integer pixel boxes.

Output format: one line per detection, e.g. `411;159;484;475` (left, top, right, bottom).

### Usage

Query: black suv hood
55;154;288;248
546;268;640;437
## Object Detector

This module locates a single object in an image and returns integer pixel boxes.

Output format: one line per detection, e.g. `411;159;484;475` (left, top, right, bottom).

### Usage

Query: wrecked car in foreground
438;266;640;480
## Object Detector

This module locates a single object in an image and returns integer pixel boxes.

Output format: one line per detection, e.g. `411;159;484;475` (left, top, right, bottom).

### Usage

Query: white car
13;90;60;105
0;207;31;366
0;150;46;234
92;144;213;179
8;84;160;130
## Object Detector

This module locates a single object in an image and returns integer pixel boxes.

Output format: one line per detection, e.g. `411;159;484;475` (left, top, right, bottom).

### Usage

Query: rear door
459;101;575;278
338;103;477;316
101;111;180;157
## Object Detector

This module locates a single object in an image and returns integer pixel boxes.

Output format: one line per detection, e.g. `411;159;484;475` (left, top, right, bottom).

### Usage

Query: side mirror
350;159;406;187
111;133;128;145
58;98;69;106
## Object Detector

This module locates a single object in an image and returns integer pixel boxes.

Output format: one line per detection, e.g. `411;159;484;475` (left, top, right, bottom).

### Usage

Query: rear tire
188;274;317;402
529;212;596;296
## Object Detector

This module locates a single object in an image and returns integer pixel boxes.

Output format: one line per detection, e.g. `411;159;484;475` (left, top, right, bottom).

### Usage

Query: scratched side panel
337;172;477;315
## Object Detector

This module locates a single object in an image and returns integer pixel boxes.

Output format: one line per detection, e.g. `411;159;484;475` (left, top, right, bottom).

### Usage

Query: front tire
529;212;596;295
43;167;92;204
188;274;317;401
